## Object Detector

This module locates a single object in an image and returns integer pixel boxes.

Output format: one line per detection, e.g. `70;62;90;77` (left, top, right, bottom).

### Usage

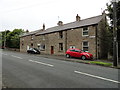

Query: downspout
65;30;67;53
95;25;98;60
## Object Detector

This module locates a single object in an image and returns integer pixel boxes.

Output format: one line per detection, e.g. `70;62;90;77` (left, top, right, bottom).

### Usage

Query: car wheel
66;54;70;58
81;55;86;60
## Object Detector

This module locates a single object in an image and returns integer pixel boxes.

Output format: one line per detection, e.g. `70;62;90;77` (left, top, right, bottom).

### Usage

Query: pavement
36;54;113;64
33;53;120;69
3;49;120;68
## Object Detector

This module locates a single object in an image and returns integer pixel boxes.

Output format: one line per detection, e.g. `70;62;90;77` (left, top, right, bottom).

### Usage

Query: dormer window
82;27;89;36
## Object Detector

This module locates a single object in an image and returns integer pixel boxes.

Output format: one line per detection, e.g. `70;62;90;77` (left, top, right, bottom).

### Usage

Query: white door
27;45;29;50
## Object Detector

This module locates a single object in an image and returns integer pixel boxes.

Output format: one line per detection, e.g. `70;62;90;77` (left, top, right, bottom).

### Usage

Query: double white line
29;59;54;67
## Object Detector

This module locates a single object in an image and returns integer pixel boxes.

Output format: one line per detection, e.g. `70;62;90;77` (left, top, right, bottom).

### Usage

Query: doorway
51;46;54;54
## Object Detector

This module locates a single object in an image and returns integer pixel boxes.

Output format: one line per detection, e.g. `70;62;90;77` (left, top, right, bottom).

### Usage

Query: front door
27;45;29;50
51;46;54;54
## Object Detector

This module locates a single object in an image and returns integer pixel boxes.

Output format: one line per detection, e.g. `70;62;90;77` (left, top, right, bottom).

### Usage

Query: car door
74;50;82;58
69;49;75;57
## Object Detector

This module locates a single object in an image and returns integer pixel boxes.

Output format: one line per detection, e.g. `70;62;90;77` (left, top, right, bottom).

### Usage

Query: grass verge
89;61;112;66
77;60;112;67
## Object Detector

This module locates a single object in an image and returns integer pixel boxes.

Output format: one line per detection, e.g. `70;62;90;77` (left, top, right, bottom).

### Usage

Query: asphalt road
2;50;120;88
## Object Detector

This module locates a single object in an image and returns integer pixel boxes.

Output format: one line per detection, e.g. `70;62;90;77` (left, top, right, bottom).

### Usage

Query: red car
66;48;93;60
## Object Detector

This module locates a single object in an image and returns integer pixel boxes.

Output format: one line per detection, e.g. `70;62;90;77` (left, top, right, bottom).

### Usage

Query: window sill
82;35;89;37
40;49;45;51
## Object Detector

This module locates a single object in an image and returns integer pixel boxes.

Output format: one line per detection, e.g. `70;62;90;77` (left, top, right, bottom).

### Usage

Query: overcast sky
0;0;110;31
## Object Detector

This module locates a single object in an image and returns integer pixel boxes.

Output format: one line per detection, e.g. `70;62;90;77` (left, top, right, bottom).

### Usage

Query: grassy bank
76;60;112;67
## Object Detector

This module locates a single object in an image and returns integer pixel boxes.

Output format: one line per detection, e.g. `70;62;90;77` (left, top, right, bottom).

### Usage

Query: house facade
20;13;107;59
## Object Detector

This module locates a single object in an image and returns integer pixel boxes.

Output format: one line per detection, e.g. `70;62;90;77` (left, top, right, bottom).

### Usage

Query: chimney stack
57;21;63;26
43;23;45;30
76;14;81;21
26;29;29;33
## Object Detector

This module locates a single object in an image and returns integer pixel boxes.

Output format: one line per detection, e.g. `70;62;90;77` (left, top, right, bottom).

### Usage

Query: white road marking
11;55;23;59
2;53;8;55
29;59;54;67
74;71;120;84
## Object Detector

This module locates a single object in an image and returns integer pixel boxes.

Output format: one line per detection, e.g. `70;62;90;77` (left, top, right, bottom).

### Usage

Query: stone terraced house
20;13;108;59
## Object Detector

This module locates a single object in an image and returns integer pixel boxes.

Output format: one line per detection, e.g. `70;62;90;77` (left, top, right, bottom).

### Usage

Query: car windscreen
75;50;81;52
33;48;39;51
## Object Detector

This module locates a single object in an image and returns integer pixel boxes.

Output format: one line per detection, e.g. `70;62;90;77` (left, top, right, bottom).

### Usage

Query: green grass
77;60;112;67
89;61;112;66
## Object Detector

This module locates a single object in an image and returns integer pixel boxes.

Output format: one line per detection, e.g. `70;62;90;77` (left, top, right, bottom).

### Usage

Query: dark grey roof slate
20;29;42;37
20;14;103;37
36;15;103;35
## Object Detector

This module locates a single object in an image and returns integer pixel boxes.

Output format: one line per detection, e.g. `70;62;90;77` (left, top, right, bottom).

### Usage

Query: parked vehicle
66;48;93;60
27;48;40;54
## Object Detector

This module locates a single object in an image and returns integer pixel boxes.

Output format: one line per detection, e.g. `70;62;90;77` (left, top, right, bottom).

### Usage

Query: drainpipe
65;30;67;52
95;26;98;60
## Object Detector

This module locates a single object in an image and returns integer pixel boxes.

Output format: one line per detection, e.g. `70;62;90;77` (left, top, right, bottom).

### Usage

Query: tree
1;30;10;48
0;32;2;48
107;1;120;58
1;29;24;49
7;29;25;48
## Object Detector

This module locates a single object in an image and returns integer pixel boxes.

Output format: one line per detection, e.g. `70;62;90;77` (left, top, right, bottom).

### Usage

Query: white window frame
40;44;45;51
82;41;89;52
82;27;89;36
31;35;34;40
59;43;63;51
42;35;45;40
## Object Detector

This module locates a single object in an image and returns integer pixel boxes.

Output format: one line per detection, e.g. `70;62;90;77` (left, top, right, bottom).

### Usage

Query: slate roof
20;29;42;37
20;14;103;37
36;15;103;35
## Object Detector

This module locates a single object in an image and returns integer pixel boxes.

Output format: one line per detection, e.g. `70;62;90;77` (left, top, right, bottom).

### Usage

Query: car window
70;49;75;52
74;50;80;52
29;48;33;50
33;48;37;50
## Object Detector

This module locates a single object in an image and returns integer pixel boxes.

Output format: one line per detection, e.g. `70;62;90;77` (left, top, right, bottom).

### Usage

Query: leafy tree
7;29;25;48
106;1;120;57
1;30;10;48
0;32;2;47
1;29;24;49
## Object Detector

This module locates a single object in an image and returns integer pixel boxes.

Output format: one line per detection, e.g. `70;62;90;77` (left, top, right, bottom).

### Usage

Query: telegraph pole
112;0;118;67
4;30;6;49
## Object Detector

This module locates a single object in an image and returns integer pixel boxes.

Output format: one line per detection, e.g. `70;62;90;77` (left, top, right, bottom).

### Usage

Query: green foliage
107;1;120;28
0;32;2;47
106;1;120;56
1;30;10;48
1;29;25;49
